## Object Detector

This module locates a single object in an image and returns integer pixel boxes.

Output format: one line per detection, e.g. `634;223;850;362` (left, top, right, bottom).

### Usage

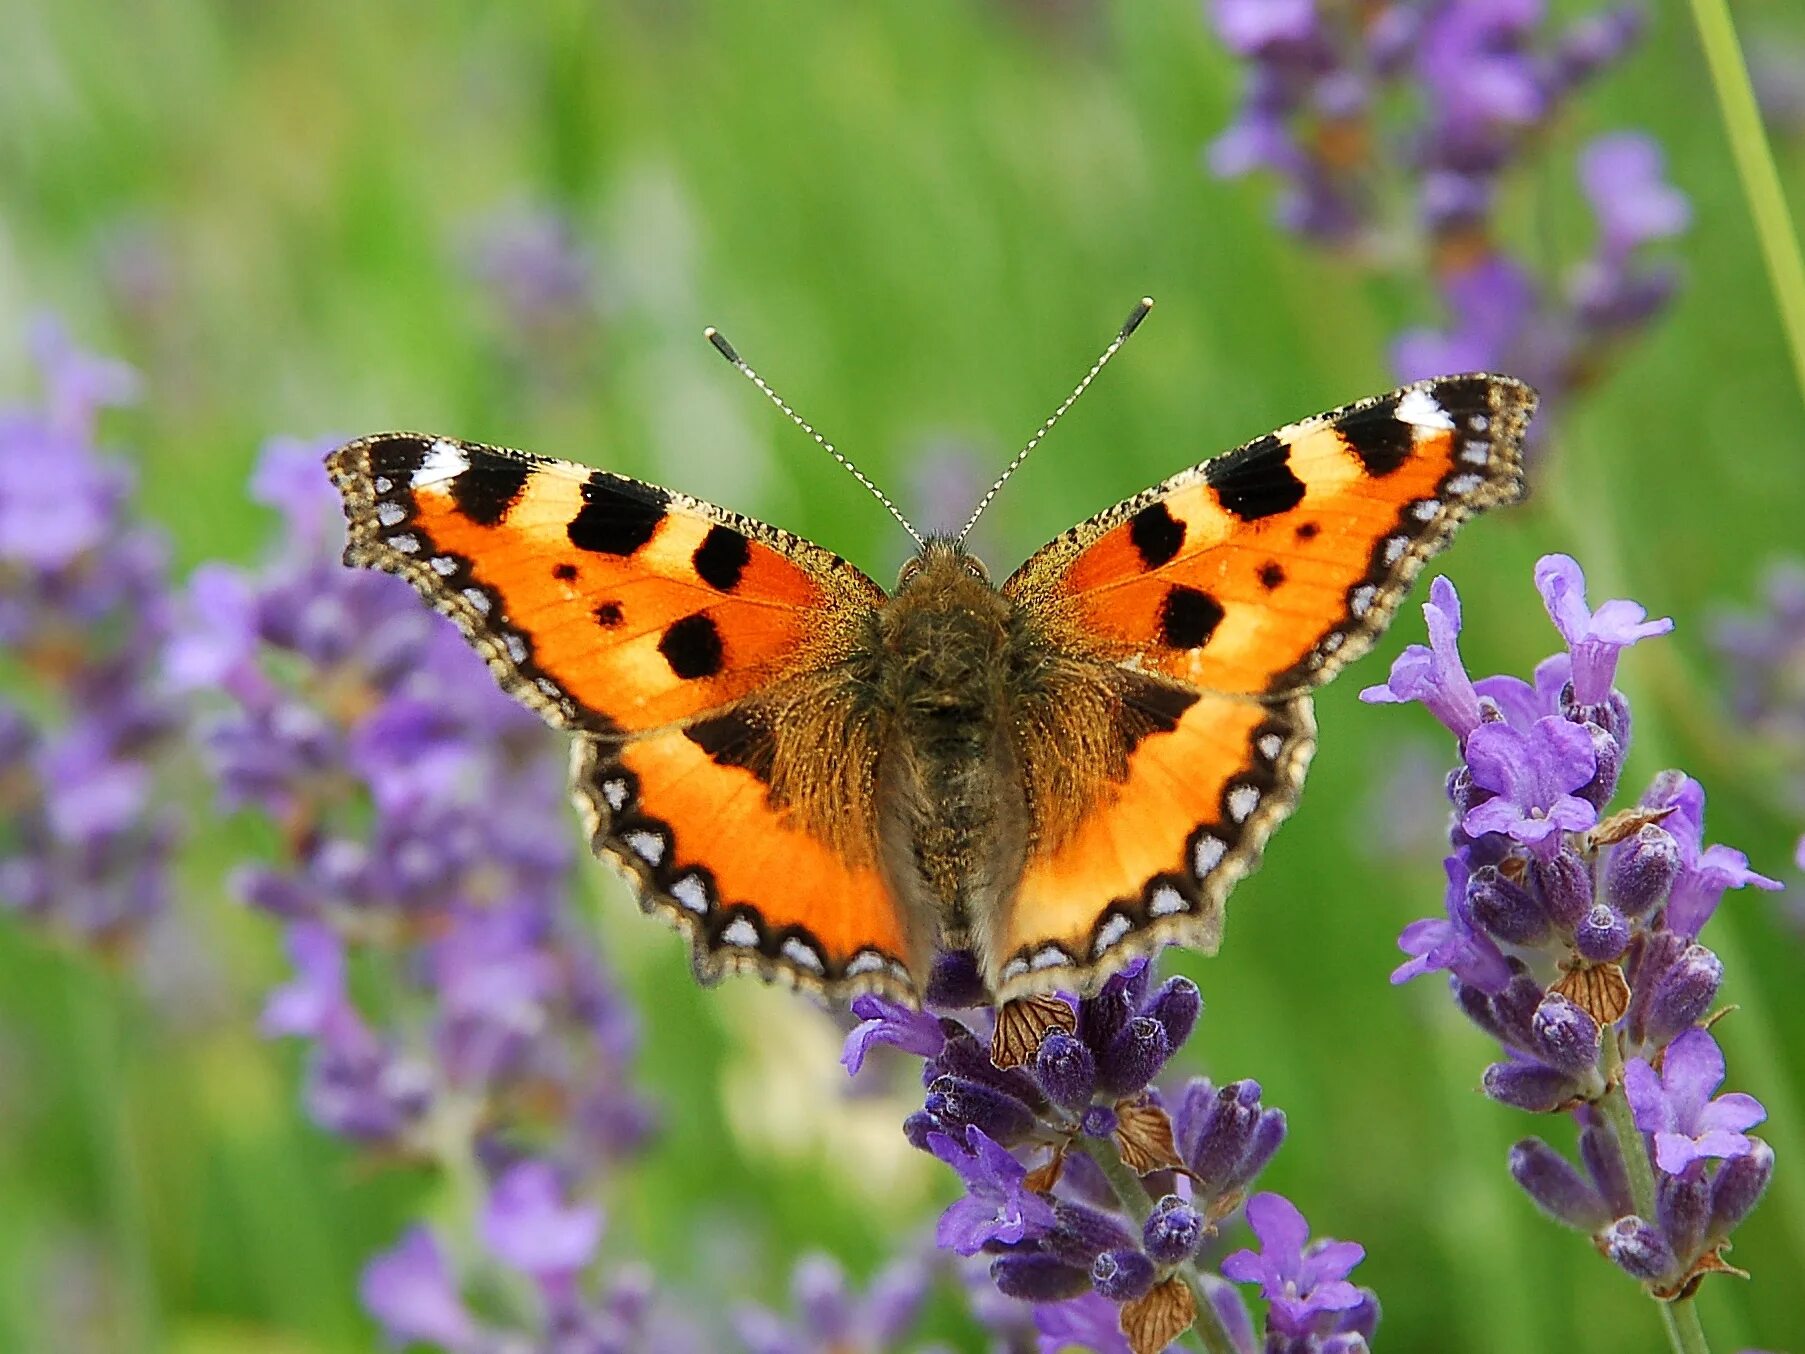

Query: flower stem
1597;1032;1712;1354
1685;0;1805;406
1070;1139;1240;1354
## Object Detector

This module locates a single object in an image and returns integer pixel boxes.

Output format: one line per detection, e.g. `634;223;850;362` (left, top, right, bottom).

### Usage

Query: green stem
1070;1139;1240;1354
1685;0;1805;407
1597;1033;1712;1354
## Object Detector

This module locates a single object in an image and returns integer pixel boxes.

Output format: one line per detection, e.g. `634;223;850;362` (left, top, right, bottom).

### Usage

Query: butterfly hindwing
327;433;886;735
990;374;1532;998
1003;374;1534;697
329;433;924;1001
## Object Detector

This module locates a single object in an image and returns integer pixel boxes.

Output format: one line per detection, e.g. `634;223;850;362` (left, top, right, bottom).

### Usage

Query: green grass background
2;1;1803;1350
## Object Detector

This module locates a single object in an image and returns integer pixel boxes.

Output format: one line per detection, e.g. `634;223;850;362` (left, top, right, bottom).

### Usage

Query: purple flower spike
1221;1193;1368;1338
841;994;945;1075
360;1228;479;1351
1534;555;1673;705
1145;1195;1205;1264
1360;577;1484;736
1603;1216;1676;1282
926;1126;1057;1255
1509;1137;1611;1231
1578;134;1690;258
1392;855;1511;992
1708;1138;1775;1242
1643;773;1782;936
1091;1248;1156;1303
1461;715;1599;853
480;1160;604;1282
1624;1028;1767;1175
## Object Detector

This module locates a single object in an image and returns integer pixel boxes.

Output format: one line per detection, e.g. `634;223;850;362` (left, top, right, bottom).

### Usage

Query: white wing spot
721;917;760;949
505;634;528;663
1468;413;1490;433
376;501;406;528
624;830;664;866
1382;535;1408;565
389;533;420;554
1149;886;1187;917
373;475;393;494
845;951;887;977
1092;915;1132;956
600;779;629;811
1030;945;1070;970
1411;498;1440;522
1461;439;1492;465
1397;387;1455;429
535;677;562;699
781;938;826;973
1446;473;1483;496
462;587;492;616
1257;733;1284;761
1350;584;1377;617
413;439;469;488
1000;957;1030;982
1320;631;1345;655
430;555;458;576
670;875;709;915
1227;784;1261;823
1193;833;1227;876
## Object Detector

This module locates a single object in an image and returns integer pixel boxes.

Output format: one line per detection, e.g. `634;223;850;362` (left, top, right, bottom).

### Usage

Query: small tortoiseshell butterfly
326;301;1533;1007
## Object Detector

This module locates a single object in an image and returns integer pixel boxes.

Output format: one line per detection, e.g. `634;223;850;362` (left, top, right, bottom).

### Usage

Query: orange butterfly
326;301;1533;1007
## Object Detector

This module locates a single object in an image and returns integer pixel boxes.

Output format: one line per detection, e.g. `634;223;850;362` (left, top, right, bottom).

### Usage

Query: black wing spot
1339;397;1414;478
693;525;751;591
593;601;623;628
1158;586;1225;649
685;708;775;782
1209;434;1306;522
1128;502;1186;569
450;458;531;526
568;473;669;555
1257;561;1286;591
1295;521;1320;542
553;563;578;582
366;435;431;478
658;613;724;679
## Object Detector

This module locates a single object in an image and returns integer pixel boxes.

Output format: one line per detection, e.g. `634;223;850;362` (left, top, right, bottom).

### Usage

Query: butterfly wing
988;374;1534;997
328;434;922;1001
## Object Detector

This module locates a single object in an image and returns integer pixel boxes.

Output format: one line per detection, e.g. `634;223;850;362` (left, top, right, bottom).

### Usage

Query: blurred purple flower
733;1252;931;1354
480;1161;604;1282
360;1228;479;1351
1625;1029;1768;1176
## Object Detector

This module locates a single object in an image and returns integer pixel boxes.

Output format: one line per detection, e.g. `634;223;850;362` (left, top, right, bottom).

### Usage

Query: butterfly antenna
704;326;924;548
958;296;1154;544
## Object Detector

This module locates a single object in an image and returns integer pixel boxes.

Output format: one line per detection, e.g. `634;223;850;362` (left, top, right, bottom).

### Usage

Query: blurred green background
3;0;1804;1350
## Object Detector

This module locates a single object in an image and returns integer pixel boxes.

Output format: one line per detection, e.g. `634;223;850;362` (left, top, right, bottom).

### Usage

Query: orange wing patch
326;434;885;735
571;729;919;1001
1005;375;1534;697
986;689;1315;1001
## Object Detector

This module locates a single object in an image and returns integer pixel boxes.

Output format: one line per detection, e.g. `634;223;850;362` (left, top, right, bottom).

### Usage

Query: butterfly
326;300;1533;1007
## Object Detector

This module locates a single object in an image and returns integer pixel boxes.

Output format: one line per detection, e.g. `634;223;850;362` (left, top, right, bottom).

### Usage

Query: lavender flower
846;960;1376;1352
1204;3;1686;433
1713;559;1805;810
0;321;179;951
1219;1194;1373;1341
732;1252;934;1354
1369;554;1778;1323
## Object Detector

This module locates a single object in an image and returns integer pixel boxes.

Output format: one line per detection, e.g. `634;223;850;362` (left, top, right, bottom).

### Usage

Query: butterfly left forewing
988;374;1533;998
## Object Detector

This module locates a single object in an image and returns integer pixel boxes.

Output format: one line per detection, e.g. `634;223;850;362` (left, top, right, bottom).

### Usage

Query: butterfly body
327;369;1535;1006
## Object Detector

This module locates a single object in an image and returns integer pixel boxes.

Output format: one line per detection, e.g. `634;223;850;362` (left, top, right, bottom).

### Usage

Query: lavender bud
1338;1290;1382;1340
902;1110;941;1151
1468;865;1551;944
1189;1080;1261;1193
1078;964;1147;1053
1708;1139;1775;1242
1143;1196;1204;1264
923;949;987;1008
1623;930;1688;1044
1090;1248;1156;1303
1658;1172;1710;1265
1234;1108;1287;1190
1491;970;1548;1052
1509;1138;1610;1230
1483;1060;1580;1113
989;1252;1093;1302
1454;979;1512;1044
1447;764;1489;818
1047;1201;1138;1265
1097;1016;1172;1098
1576;723;1623;807
1081;1103;1118;1139
1641;944;1724;1047
1145;976;1202;1049
1579;1114;1637;1218
924;1075;1036;1146
1603;1216;1677;1283
1606;825;1680;918
1573;904;1631;963
935;1029;1044;1108
1533;847;1594;928
1530;995;1601;1077
1034;1032;1097;1113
